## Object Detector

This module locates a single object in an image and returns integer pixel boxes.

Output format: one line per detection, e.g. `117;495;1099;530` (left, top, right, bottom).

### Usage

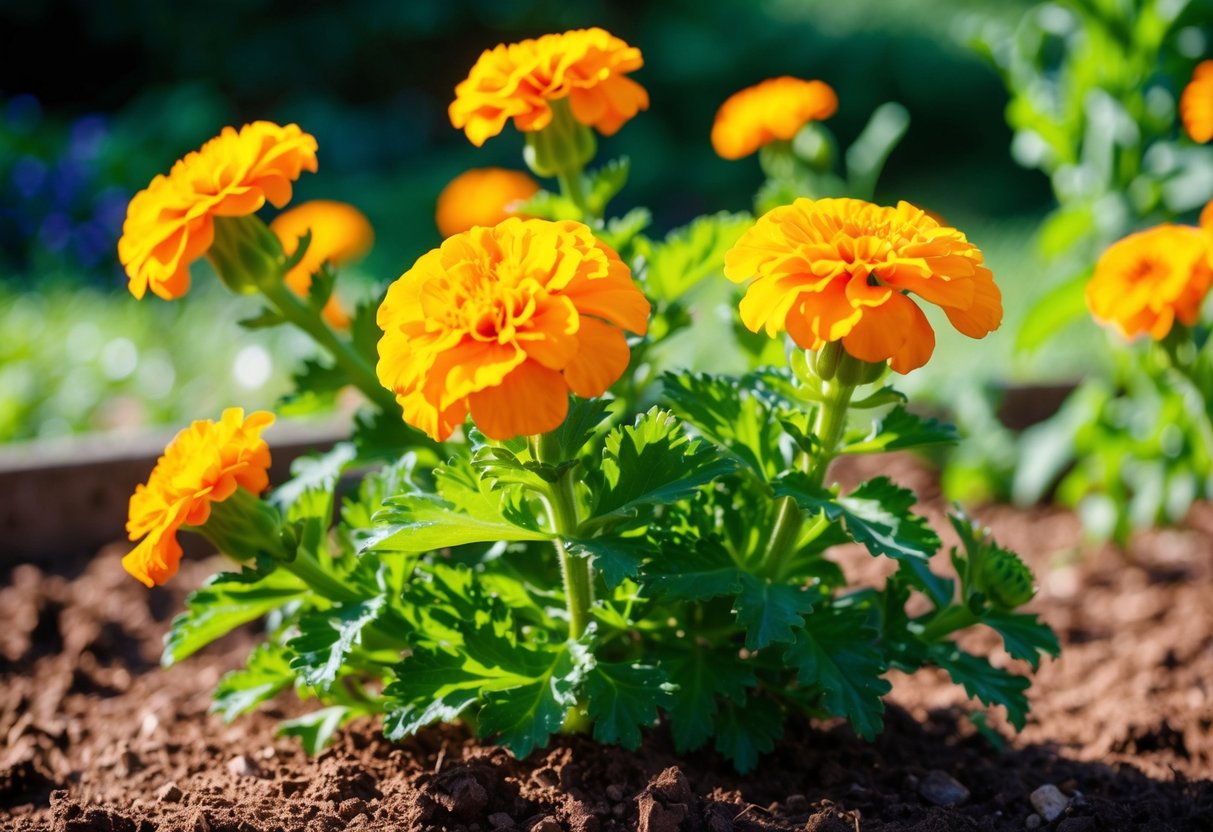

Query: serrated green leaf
713;696;783;774
584;661;674;749
590;408;736;528
842;405;958;454
365;492;551;554
661;371;783;479
640;536;743;601
584;157;630;218
598;207;652;251
278;706;353;755
348;296;384;365
271;442;356;521
733;574;816;650
982;610;1060;670
282;358;346;411
304;263;336;311
163;568;306;667
212;643;295;722
930;644;1031;730
478;645;588;758
351;405;440;462
786;608;890;738
288;596;386;689
514;189;582;222
662;647;756;753
551;397;616;461
382;647;491;740
565;536;650;588
639;212;751;302
776;473;951;605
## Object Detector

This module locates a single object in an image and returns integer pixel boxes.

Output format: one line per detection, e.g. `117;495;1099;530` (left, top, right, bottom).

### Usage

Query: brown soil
3;458;1212;831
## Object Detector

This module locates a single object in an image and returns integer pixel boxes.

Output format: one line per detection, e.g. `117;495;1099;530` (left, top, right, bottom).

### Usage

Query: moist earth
2;457;1212;831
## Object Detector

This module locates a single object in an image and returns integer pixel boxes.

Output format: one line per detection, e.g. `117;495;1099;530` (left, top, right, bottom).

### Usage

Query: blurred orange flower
724;198;1001;373
1086;225;1212;340
376;218;650;441
449;28;648;147
435;168;540;238
711;77;838;160
270;200;374;329
1181;61;1213;144
123;409;274;587
118;122;318;301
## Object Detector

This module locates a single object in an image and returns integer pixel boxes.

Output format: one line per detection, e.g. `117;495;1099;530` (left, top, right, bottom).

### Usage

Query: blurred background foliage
2;0;1212;449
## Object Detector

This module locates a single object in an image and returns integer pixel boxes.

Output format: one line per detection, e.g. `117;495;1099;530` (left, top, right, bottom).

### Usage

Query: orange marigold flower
118;122;318;301
724;197;1001;374
1086;224;1212;340
123;409;275;587
711;77;838;160
436;168;540;238
270;200;374;329
449;28;648;147
1181;61;1213;144
376;218;650;441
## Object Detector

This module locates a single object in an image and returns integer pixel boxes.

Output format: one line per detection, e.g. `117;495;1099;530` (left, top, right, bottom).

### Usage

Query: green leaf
930;644;1031;730
776;474;950;605
733;574;815;650
351;406;440;461
212;643;295;722
713;695;783;774
281;357;346;412
598;207;652;251
584;157;630;218
304;263;336;311
163;568;307;667
514;190;582;222
551;396;617;461
842;405;958;454
238;307;286;330
1015;269;1091;354
982;610;1060;670
786;608;890;739
640;536;743;601
278;706;354;755
639;212;751;302
365;492;551;553
662;647;756;753
349;296;385;365
661;371;783;478
591;408;737;528
584;661;675;749
271;442;357;521
566;536;651;588
287;596;386;689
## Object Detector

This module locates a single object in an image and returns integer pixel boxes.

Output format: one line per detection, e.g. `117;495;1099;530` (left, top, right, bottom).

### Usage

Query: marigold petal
435;168;539;238
468;360;570;440
712;77;837;159
562;317;631;398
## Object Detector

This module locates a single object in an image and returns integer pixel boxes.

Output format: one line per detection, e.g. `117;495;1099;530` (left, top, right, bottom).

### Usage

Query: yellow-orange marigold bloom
1181;61;1213;144
711;77;838;160
123;409;275;587
270;200;374;329
376;218;650;441
118;122;319;301
724;198;1001;373
1086;224;1212;340
449;28;648;147
436;168;540;238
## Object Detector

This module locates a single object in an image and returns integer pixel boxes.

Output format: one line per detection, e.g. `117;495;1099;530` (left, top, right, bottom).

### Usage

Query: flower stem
529;433;592;641
916;605;979;643
258;278;400;415
557;167;591;221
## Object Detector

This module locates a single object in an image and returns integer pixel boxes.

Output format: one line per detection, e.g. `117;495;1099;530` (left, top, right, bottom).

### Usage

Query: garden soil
3;456;1212;831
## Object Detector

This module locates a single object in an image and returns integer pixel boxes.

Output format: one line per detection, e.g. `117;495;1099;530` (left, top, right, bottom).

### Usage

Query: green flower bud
977;547;1036;609
814;342;844;381
834;350;886;387
524;98;597;179
191;487;289;563
208;215;285;295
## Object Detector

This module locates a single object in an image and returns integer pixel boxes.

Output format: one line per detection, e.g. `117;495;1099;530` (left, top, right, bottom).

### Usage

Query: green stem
808;379;856;488
916;605;979;643
280;546;362;604
529;434;593;641
258;279;399;415
556;167;591;221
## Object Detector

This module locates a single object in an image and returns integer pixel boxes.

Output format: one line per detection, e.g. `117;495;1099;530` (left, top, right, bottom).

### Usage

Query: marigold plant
435;167;539;238
711;77;838;160
119;31;1056;770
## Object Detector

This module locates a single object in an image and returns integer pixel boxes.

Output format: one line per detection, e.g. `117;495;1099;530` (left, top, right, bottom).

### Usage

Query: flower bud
524;98;597;179
208;215;286;295
834;350;886;387
192;487;289;564
814;342;844;381
977;547;1036;609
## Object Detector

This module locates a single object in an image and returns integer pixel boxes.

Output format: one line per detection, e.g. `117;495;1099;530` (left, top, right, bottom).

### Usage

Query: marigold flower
436;168;540;239
449;28;648;147
711;77;838;160
377;218;650;441
270;200;374;329
724;197;1001;374
1086;224;1212;340
1181;61;1213;144
123;409;275;587
118;122;318;301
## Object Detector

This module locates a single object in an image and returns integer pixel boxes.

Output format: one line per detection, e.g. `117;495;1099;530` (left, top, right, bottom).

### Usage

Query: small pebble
487;812;514;829
1025;814;1041;830
533;819;562;832
156;782;183;804
785;794;809;813
1030;784;1071;822
919;770;970;807
226;755;259;778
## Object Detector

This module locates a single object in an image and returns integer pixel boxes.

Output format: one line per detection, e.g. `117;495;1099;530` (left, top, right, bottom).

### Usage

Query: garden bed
2;457;1211;832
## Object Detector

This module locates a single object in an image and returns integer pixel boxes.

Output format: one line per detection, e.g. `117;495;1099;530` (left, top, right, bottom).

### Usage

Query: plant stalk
529;433;593;641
